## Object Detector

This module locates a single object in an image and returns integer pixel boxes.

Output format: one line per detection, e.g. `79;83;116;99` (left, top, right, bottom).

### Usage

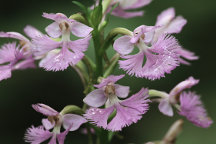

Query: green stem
149;89;169;99
86;124;94;144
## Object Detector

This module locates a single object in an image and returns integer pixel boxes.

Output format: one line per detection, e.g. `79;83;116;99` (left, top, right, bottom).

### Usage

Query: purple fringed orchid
83;75;150;131
111;0;152;18
33;13;93;71
153;7;198;65
0;25;42;81
157;77;213;128
25;104;87;144
0;43;35;81
114;25;181;80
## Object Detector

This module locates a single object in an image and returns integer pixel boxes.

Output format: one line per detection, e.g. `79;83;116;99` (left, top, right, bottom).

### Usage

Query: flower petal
94;75;125;88
142;35;180;80
83;89;107;107
32;35;61;56
107;88;150;131
57;127;71;144
128;0;152;9
32;103;59;116
0;67;12;81
158;99;173;116
70;21;93;37
112;7;144;18
156;7;175;26
177;48;199;65
62;114;87;131
114;84;130;98
0;42;17;64
165;16;187;34
42;119;55;130
84;107;114;129
0;31;29;42
169;76;199;98
24;126;53;144
45;22;62;38
24;25;43;39
114;35;134;55
179;92;213;128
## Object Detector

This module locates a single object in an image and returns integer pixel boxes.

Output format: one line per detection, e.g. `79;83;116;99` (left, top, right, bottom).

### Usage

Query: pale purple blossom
33;13;93;71
153;7;198;64
0;42;35;81
83;75;150;131
114;25;181;80
25;103;87;144
158;76;199;116
157;77;212;128
111;0;152;18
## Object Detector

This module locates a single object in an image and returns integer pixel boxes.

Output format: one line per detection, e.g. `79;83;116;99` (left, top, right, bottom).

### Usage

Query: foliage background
0;0;215;143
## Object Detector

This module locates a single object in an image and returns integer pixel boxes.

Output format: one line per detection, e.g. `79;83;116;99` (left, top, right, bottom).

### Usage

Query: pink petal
84;107;114;129
83;89;107;107
0;67;12;81
114;84;130;98
32;35;61;56
24;126;53;144
62;114;87;131
141;34;180;80
158;99;173;116
128;0;152;9
45;22;62;38
94;75;125;88
169;77;199;97
32;103;59;116
43;13;68;22
179;92;213;128
165;16;187;34
113;35;134;55
70;21;93;37
156;7;175;26
107;88;150;131
13;58;36;70
112;7;144;18
57;127;71;144
0;42;17;64
42;119;55;130
177;48;199;65
0;31;29;42
121;88;150;114
119;52;145;78
24;25;43;39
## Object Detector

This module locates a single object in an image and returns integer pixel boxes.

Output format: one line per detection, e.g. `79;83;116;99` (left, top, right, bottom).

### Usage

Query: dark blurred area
0;0;215;143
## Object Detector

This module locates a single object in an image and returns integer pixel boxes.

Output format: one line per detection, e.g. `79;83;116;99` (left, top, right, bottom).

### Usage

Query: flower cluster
0;0;213;144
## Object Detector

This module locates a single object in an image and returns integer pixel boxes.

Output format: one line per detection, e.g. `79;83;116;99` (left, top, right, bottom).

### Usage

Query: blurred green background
0;0;215;143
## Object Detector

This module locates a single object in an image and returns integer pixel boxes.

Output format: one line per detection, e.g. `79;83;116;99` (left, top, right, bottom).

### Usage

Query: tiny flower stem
60;105;84;115
149;89;169;99
86;124;94;144
72;65;87;88
69;13;87;24
162;119;184;144
103;52;110;65
102;0;113;14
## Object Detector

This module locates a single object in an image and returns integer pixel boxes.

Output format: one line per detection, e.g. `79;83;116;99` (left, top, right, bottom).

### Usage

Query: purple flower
114;25;181;80
0;25;43;56
25;104;87;144
157;77;212;128
33;13;93;71
111;0;152;18
153;8;198;64
0;42;35;81
83;75;150;131
158;77;199;116
179;92;213;128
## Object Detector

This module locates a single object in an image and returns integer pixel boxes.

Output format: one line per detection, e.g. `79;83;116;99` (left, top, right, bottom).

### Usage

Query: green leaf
72;1;89;16
90;3;103;28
